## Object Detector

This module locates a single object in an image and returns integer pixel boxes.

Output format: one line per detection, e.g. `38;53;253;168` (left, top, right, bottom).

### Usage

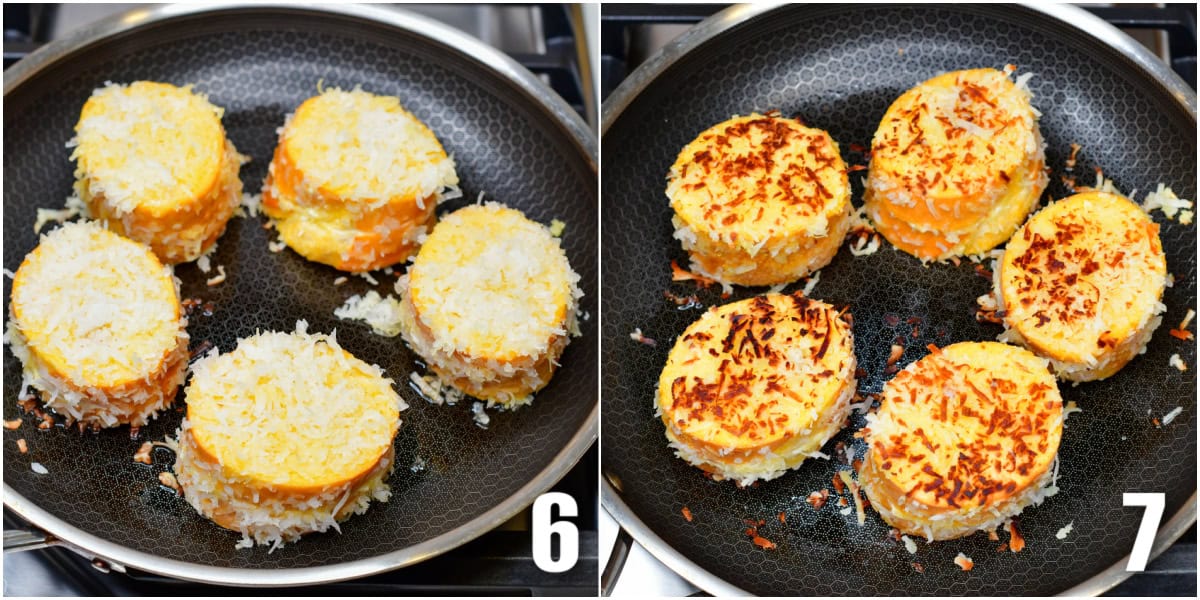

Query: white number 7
1122;492;1164;571
532;492;579;573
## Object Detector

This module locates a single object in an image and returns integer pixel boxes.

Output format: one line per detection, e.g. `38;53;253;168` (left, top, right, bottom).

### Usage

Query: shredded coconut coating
397;202;582;408
658;292;856;485
171;322;403;549
666;113;852;286
860;342;1063;541
7;221;188;428
996;191;1167;381
71;81;245;264
864;68;1047;261
261;86;459;272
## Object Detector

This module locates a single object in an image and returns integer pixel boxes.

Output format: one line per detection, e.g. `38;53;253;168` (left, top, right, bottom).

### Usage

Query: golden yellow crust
657;292;856;484
860;342;1063;540
666;114;851;286
997;192;1167;380
72;81;244;264
864;68;1047;260
262;88;458;272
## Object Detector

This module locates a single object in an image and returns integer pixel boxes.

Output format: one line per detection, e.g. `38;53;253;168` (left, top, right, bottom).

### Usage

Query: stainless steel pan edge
599;2;1197;130
3;2;598;165
599;2;1196;596
601;478;749;597
2;2;598;587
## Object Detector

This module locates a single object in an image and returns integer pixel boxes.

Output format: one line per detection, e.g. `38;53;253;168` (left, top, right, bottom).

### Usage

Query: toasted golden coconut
995;191;1167;381
859;341;1063;541
657;292;856;485
864;68;1047;261
667;114;851;287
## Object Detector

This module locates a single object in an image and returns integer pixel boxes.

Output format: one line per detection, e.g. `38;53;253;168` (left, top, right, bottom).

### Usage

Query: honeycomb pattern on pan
602;5;1195;596
2;16;597;570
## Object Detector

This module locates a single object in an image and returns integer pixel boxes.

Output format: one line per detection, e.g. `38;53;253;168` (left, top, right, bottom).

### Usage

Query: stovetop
599;3;1197;597
4;3;594;126
2;4;597;596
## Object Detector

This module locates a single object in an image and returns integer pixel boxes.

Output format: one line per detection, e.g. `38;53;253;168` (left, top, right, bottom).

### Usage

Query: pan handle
3;528;57;553
601;527;633;596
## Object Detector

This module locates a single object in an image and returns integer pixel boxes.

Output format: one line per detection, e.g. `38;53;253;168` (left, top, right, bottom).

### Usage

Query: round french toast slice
995;191;1167;381
262;87;459;272
657;292;856;486
666;113;852;287
859;341;1063;541
71;81;245;264
173;323;403;549
396;202;582;408
8;221;188;429
864;68;1047;261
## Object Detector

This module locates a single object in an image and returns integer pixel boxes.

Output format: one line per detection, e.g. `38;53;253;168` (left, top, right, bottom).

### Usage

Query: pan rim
3;1;598;587
600;2;1197;132
599;2;1196;597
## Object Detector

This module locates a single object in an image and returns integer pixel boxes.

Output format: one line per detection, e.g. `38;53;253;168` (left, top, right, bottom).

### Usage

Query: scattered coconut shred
1062;401;1082;426
471;401;490;429
1169;354;1187;372
334;291;404;337
1088;168;1125;196
1162;406;1184;426
902;535;918;554
237;192;262;218
1056;522;1074;540
837;470;867;526
801;270;821;296
1142;183;1193;224
629;328;657;346
32;194;88;234
408;371;463;406
134;441;154;464
205;265;227;286
846;206;881;256
1177;309;1196;337
158;471;181;495
954;552;974;571
196;250;213;274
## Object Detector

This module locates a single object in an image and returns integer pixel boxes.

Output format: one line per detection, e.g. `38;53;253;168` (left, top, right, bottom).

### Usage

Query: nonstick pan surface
3;4;597;586
601;3;1195;596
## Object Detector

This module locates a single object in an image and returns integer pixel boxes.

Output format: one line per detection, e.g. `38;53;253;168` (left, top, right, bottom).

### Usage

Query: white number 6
532;492;579;573
1123;492;1165;571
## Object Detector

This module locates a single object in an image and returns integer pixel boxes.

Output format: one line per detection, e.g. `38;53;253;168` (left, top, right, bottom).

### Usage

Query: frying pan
601;3;1195;596
2;3;597;586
